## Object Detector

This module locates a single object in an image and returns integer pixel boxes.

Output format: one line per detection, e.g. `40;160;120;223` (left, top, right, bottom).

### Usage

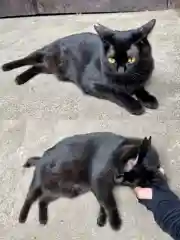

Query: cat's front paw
130;107;145;115
128;102;145;115
97;210;107;227
144;96;159;109
109;210;122;231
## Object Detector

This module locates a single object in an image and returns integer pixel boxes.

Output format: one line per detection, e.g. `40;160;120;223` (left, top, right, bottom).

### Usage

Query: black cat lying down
19;132;165;230
2;20;158;115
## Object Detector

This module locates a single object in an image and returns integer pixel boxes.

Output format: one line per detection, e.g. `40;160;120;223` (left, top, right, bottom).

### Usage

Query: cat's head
114;136;166;187
94;19;156;67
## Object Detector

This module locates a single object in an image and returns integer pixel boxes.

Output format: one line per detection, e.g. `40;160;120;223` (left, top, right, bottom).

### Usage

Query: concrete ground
0;9;180;240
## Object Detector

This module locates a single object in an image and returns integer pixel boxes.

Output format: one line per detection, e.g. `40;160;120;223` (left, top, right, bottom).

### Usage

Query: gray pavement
0;9;180;240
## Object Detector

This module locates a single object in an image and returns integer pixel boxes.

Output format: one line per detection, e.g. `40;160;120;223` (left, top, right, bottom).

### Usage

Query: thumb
134;187;153;200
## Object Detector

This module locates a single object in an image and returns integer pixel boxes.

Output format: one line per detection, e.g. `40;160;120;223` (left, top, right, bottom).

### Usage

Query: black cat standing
19;132;165;230
2;20;158;115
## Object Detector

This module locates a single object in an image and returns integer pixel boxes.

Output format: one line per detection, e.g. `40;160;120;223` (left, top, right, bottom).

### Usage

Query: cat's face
114;136;165;187
119;137;166;188
94;19;156;68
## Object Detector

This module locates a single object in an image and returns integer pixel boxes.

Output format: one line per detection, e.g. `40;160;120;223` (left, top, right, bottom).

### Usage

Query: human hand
134;187;153;200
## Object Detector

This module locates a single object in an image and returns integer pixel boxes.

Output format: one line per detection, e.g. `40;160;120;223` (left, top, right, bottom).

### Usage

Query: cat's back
41;132;124;164
62;32;101;45
39;32;103;63
45;32;105;83
52;32;103;53
36;132;126;183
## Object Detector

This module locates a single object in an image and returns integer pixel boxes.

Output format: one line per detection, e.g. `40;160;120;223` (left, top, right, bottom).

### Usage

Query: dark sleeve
139;185;180;240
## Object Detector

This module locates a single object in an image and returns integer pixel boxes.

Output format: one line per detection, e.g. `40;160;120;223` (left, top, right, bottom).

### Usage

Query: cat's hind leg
2;52;43;71
39;200;49;225
92;177;121;231
19;187;42;223
19;174;42;223
15;66;42;85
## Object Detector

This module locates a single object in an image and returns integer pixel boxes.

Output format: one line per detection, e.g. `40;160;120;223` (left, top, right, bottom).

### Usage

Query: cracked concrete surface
0;9;180;240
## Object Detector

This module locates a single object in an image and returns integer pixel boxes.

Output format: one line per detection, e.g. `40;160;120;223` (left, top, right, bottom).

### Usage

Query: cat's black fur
19;132;165;230
2;20;157;115
124;38;158;110
94;21;158;113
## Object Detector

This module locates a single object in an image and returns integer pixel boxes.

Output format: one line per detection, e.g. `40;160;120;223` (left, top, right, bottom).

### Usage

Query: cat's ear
130;19;156;43
117;144;138;172
94;23;114;41
138;19;156;38
137;136;152;165
123;137;151;172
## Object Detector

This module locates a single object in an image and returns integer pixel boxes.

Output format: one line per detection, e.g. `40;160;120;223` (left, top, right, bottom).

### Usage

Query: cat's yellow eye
128;57;136;63
108;57;116;64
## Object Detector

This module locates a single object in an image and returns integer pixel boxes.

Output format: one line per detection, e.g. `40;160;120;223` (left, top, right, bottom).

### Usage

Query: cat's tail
23;157;41;168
